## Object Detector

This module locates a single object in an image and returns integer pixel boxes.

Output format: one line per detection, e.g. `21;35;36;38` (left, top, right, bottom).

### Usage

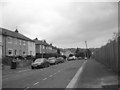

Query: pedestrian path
76;59;119;88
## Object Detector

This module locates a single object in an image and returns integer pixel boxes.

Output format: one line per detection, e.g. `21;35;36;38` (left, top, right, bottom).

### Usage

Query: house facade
63;50;74;57
0;33;2;60
34;38;57;56
1;28;35;57
28;41;35;56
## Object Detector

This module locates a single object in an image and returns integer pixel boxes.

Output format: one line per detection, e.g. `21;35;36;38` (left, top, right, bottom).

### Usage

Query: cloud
1;0;118;48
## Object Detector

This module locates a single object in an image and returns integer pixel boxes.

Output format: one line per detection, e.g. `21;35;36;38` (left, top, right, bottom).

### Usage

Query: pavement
76;59;119;89
2;65;31;76
2;59;119;89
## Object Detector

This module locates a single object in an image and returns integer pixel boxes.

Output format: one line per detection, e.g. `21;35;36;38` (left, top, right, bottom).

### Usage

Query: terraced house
0;29;2;60
1;28;35;57
34;38;57;57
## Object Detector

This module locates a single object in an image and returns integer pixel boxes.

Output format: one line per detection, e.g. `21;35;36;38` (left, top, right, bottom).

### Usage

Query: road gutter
66;60;87;88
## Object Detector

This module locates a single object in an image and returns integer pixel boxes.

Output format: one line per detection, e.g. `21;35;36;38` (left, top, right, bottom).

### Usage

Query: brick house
34;38;58;57
1;28;35;57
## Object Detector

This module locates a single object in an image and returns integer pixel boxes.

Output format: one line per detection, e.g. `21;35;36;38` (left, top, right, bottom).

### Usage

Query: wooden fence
94;37;119;73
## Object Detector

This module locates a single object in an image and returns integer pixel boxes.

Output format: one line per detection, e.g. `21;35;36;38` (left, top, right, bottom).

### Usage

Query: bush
36;53;60;59
2;56;14;66
25;55;35;60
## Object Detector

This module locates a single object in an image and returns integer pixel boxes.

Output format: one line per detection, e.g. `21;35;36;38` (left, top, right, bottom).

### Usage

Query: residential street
2;60;85;88
1;1;119;90
2;59;118;89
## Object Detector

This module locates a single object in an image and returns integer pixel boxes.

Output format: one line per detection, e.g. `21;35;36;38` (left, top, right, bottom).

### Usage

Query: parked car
56;57;65;64
68;56;76;61
77;57;82;60
48;57;57;65
84;57;88;60
31;58;50;69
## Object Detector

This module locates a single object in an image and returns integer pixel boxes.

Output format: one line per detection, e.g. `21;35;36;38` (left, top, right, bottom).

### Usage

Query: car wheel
31;66;34;69
47;63;50;67
42;64;45;68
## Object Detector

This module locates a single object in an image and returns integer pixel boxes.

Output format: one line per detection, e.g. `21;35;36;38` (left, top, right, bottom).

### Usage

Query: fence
94;37;119;73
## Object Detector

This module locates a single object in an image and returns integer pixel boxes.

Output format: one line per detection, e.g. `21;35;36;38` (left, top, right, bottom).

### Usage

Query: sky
0;0;118;48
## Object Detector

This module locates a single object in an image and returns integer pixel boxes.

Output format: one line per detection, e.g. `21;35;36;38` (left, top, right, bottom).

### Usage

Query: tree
57;49;61;55
69;54;74;57
86;49;91;59
75;48;79;54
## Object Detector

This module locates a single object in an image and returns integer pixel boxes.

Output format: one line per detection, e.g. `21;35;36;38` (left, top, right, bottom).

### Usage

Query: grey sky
0;0;118;48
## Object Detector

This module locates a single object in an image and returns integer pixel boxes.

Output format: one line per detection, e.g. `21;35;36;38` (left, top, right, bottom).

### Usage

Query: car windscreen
49;57;55;60
35;59;44;63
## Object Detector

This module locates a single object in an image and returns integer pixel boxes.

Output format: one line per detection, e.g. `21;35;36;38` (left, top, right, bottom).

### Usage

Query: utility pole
85;41;88;58
85;40;87;49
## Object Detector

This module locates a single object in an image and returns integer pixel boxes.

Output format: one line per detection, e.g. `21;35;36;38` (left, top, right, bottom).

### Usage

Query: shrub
2;56;14;66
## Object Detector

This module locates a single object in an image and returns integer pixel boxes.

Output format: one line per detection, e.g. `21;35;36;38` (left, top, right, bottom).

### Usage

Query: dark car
31;58;50;69
77;57;83;60
56;57;65;64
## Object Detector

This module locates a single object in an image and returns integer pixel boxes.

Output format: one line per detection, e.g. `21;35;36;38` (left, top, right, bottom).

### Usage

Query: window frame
7;37;12;43
8;49;13;56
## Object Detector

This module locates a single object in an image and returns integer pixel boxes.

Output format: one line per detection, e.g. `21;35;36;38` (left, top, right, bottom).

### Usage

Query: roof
1;27;34;42
34;39;58;50
34;39;49;46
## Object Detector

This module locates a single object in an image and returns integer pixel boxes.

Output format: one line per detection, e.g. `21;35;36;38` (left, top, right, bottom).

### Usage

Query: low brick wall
17;59;32;68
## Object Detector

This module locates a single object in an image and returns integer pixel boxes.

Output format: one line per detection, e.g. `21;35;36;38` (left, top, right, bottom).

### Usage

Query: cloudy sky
0;0;118;48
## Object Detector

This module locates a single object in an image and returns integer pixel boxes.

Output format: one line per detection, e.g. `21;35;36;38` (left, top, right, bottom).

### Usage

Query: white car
84;57;87;60
68;56;76;61
48;57;56;65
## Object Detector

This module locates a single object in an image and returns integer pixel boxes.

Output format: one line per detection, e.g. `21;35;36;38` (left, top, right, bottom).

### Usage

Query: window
19;40;22;45
31;42;33;46
43;45;45;49
40;45;41;53
7;37;12;43
30;51;32;55
15;50;17;55
14;38;17;44
8;49;13;56
23;41;26;45
23;51;26;55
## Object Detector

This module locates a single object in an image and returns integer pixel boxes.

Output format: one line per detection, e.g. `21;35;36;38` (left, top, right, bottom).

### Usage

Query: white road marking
43;78;47;80
49;75;53;77
33;82;39;85
24;86;30;90
18;69;30;72
66;60;87;88
58;70;61;72
54;73;56;75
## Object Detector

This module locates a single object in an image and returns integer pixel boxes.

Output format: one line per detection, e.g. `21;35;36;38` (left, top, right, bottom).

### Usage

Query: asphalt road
2;60;85;89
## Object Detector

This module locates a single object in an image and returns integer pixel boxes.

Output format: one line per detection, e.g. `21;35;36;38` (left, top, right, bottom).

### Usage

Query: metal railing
94;37;119;73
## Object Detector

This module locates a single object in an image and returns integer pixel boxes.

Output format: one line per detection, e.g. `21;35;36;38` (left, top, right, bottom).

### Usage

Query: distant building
34;38;57;56
59;49;65;55
52;46;57;54
63;50;74;57
1;28;35;57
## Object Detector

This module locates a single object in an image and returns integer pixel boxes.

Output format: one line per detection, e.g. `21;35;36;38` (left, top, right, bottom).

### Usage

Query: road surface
3;60;85;89
2;59;118;89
